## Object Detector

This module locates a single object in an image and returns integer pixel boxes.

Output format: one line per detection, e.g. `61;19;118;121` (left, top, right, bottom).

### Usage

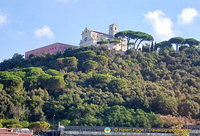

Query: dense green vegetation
0;34;200;129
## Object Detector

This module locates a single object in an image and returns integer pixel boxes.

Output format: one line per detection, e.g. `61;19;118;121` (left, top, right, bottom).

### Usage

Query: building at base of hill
0;128;33;136
25;43;75;59
79;24;127;52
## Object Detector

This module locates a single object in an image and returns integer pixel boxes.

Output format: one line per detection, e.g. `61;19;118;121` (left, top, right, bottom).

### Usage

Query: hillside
0;45;200;128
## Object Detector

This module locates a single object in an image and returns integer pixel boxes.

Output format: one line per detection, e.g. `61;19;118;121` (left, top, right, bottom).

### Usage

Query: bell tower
109;24;118;38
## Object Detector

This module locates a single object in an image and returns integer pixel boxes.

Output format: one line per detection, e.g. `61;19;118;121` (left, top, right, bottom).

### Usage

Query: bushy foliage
0;45;199;128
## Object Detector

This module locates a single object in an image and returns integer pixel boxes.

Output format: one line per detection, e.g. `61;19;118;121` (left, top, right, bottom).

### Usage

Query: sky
0;0;200;61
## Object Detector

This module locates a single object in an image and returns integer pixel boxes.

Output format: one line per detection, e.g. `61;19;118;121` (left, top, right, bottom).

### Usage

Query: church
79;24;127;51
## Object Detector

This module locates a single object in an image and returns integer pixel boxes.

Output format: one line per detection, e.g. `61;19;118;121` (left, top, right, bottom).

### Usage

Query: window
85;37;87;41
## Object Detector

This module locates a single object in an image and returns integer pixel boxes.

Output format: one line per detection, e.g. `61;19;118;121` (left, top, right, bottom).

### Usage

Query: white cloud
34;25;55;39
0;12;7;24
178;8;198;24
145;10;174;41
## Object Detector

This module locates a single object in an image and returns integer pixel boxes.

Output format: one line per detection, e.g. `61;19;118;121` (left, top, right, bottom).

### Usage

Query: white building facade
79;24;127;51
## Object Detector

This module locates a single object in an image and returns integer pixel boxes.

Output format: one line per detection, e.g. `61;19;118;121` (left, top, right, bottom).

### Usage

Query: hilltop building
79;24;127;51
25;43;74;59
25;24;127;59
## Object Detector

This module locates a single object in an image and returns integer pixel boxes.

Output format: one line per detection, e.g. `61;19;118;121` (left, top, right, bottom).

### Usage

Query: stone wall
60;131;174;136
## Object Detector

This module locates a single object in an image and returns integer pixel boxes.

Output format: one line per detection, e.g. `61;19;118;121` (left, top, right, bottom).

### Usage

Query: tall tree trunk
150;41;154;52
127;37;130;50
134;39;139;49
136;40;144;50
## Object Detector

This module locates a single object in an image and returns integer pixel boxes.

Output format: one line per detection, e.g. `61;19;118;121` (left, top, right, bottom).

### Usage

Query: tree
0;53;24;71
38;73;52;89
179;45;188;51
1;43;200;128
184;38;200;47
178;100;200;118
115;31;135;50
29;107;45;122
156;41;172;49
68;103;102;126
23;67;44;77
169;37;185;52
142;44;150;52
115;31;154;50
134;109;150;127
135;32;154;50
2;119;19;128
156;41;173;54
81;60;98;72
79;114;103;126
29;96;44;109
91;74;112;89
12;53;24;60
148;112;164;128
0;71;24;93
0;84;3;91
45;69;61;76
60;119;71;126
19;121;29;128
78;50;96;61
104;105;134;127
28;54;35;59
22;67;47;90
151;93;178;115
29;121;50;136
63;57;78;70
47;76;65;92
129;42;135;49
129;32;140;48
94;55;108;66
108;78;127;93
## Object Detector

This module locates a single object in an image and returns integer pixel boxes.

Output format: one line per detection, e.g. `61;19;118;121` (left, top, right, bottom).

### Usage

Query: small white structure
79;24;127;51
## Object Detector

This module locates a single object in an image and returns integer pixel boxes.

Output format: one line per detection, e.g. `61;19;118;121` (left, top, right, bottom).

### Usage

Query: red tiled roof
0;132;33;136
26;43;74;53
18;133;33;136
0;128;33;136
89;30;109;36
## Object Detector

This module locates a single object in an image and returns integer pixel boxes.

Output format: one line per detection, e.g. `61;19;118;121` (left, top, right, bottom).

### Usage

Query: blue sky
0;0;200;61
